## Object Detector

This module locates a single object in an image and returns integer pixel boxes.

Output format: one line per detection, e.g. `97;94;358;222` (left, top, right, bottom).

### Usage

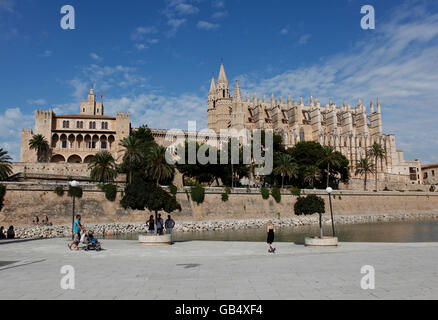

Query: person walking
68;215;85;251
267;221;276;253
157;214;164;235
165;215;175;234
147;215;155;234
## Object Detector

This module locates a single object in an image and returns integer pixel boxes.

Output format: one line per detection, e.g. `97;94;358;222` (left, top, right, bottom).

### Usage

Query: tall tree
318;146;341;188
29;134;49;162
355;158;375;191
89;151;117;183
303;165;321;188
119;136;143;184
273;153;298;188
0;148;12;181
146;145;174;186
367;143;386;191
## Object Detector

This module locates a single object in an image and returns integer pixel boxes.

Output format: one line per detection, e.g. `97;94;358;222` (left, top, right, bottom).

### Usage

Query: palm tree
367;143;386;191
273;153;298;188
88;151;117;183
119;136;143;184
29;134;49;162
318;146;341;188
355;158;375;191
0;148;12;181
304;165;321;188
146;145;174;186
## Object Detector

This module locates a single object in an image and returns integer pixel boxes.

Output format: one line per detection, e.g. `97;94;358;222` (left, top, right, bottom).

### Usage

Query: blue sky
1;0;438;163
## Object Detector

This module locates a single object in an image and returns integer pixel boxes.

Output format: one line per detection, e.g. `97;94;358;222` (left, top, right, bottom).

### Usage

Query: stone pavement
0;238;437;300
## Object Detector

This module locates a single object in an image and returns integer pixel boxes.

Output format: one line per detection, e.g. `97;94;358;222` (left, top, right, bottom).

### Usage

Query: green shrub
294;195;325;216
191;185;205;205
168;184;178;196
289;187;301;196
221;193;229;202
0;184;6;211
102;184;117;201
68;186;83;198
184;177;197;186
225;186;232;194
261;188;270;200
429;185;436;192
54;186;64;196
271;187;281;203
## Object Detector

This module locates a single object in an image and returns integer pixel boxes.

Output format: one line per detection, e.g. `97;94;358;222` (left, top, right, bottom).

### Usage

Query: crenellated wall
1;182;437;226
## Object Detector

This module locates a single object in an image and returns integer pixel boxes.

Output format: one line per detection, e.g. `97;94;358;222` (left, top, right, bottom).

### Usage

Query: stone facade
422;164;438;185
1;182;437;226
207;63;423;184
21;89;131;164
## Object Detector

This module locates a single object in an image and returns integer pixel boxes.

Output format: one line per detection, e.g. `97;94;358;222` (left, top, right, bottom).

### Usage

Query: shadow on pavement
0;238;47;245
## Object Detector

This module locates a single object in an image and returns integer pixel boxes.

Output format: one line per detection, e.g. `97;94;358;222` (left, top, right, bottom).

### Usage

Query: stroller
81;230;102;251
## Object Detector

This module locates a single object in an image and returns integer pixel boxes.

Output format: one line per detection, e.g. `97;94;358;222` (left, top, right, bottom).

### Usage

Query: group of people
32;215;51;226
147;214;175;235
0;226;15;239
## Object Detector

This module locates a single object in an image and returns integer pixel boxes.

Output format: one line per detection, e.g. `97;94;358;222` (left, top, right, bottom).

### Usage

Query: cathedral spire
377;98;381;113
233;79;242;102
209;74;216;94
218;63;228;85
370;100;375;113
287;93;292;105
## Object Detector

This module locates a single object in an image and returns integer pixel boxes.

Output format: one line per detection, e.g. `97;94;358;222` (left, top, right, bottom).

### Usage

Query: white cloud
130;26;158;41
211;10;228;20
212;0;225;9
297;34;311;46
104;93;206;131
90;52;102;61
38;50;53;57
163;0;200;37
174;3;199;15
0;107;34;161
27;99;46;105
197;21;220;31
280;27;289;35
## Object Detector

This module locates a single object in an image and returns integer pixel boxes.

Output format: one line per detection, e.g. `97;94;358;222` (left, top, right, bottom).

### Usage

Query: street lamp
326;187;335;237
69;180;79;240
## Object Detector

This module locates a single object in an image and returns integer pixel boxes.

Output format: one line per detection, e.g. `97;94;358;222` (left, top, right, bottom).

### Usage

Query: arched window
101;141;107;149
299;130;305;142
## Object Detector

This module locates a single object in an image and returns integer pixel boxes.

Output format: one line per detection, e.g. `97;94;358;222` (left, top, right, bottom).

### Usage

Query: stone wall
0;182;438;226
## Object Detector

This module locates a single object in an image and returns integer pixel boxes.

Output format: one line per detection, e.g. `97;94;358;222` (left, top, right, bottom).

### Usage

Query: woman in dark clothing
267;221;276;253
147;215;155;234
0;226;6;239
7;226;15;239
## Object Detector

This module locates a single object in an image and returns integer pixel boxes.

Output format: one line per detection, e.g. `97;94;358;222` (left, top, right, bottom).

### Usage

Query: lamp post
326;187;335;237
69;180;79;240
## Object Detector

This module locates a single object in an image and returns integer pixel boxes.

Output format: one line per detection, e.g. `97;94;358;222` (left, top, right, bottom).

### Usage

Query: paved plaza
0;238;437;300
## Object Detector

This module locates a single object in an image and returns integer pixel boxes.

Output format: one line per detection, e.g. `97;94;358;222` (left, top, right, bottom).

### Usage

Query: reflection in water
105;220;438;243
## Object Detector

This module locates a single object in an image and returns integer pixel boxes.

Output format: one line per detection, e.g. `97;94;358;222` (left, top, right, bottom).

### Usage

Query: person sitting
0;226;6;239
7;226;15;239
43;216;49;226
